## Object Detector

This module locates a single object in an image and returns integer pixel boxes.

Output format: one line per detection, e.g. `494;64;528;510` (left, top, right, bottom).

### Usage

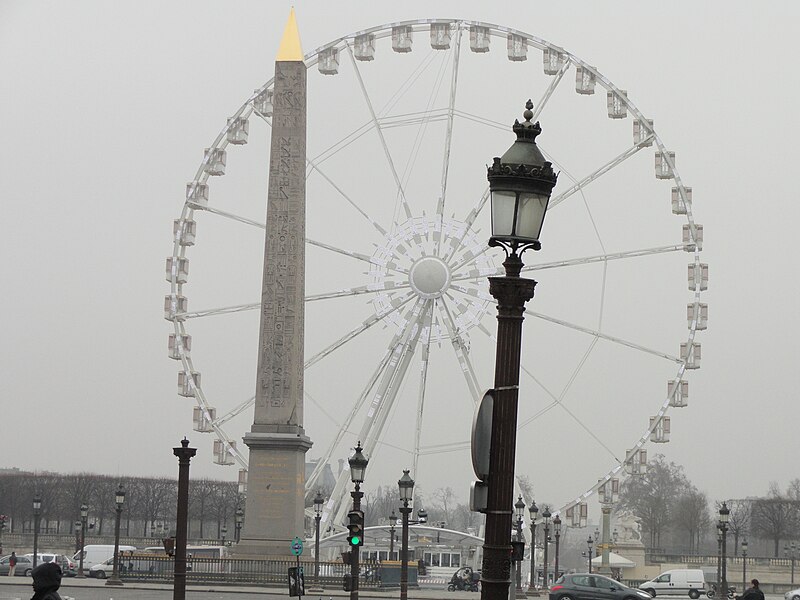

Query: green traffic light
350;536;360;545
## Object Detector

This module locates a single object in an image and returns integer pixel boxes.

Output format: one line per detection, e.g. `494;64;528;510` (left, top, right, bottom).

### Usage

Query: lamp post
349;442;368;600
313;491;324;590
234;507;244;544
172;438;197;600
784;542;797;585
106;484;126;586
718;502;730;600
388;510;397;559
553;515;562;580
398;469;415;600
32;494;42;568
528;501;539;594
78;504;88;577
512;496;526;599
587;536;594;573
741;539;748;592
541;508;551;590
221;525;227;544
480;100;558;600
716;528;722;589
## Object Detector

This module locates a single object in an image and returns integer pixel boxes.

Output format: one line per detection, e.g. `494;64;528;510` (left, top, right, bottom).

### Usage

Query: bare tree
751;483;800;556
673;489;710;553
725;499;752;554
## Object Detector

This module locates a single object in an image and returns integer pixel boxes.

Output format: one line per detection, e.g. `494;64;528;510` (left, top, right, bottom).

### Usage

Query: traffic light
342;574;352;591
347;510;364;547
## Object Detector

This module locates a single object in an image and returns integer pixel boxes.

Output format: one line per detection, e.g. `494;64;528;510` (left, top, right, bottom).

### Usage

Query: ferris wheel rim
166;17;705;525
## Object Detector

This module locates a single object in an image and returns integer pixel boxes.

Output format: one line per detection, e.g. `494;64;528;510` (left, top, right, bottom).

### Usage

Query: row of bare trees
617;455;800;556
0;470;240;540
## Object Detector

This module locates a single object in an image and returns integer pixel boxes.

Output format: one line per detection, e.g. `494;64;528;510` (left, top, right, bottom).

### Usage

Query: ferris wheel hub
409;256;451;299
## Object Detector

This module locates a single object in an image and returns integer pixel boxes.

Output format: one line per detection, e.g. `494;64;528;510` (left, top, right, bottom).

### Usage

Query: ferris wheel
165;19;706;534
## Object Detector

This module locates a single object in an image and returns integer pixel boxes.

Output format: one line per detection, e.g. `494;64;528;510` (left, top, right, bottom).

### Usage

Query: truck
72;544;137;574
639;569;707;599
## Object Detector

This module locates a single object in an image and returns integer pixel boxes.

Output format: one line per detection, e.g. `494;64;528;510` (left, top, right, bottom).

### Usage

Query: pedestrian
8;551;17;576
736;579;765;600
30;562;63;600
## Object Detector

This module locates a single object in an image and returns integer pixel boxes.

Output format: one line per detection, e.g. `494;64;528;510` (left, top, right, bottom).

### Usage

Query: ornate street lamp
78;503;88;577
234;507;244;544
32;494;42;568
106;484;125;586
417;508;427;524
481;100;557;600
313;491;324;589
587;536;594;573
718;502;730;599
741;538;748;592
513;496;526;598
541;508;551;590
553;515;562;580
785;542;797;585
221;525;227;544
348;442;368;600
528;501;539;594
398;469;415;600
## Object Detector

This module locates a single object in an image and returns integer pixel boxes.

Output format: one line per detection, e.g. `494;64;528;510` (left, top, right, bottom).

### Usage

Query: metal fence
115;555;382;587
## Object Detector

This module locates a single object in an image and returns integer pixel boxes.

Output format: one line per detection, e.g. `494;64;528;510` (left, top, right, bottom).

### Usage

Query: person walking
736;579;765;600
30;562;63;600
8;552;17;576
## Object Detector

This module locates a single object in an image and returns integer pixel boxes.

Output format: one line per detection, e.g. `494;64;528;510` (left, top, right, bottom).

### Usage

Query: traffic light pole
350;483;363;600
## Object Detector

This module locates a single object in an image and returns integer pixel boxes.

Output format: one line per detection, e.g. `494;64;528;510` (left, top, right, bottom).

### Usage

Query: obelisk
238;8;312;558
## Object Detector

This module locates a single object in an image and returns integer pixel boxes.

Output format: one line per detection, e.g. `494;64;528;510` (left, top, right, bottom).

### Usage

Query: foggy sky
1;0;798;519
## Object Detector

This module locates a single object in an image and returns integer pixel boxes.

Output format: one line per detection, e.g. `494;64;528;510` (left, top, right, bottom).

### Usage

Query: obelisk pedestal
237;9;312;558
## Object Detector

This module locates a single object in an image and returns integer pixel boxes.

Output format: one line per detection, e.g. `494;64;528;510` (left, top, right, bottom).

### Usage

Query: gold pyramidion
276;8;303;62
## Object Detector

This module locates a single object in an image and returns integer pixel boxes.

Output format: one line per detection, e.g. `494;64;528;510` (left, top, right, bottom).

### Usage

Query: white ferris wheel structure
165;19;707;536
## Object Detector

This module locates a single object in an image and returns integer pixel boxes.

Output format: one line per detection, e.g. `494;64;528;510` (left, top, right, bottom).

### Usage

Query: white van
72;545;137;573
640;569;706;598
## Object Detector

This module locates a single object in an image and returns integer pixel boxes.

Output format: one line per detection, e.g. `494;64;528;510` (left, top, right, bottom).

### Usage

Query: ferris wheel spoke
214;395;256;426
530;60;571;122
184;303;259;319
199;205;266;229
412;299;436;480
307;238;407;274
548;141;652;210
344;42;412;226
443;187;490;264
304;291;416;369
524;308;682;363
523;244;685;273
437;296;482;404
435;27;463;257
451;109;507;131
307;282;411;302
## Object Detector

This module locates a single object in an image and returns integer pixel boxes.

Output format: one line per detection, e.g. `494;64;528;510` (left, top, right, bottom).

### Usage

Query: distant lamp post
718;502;730;599
234;507;244;544
513;496;526;598
32;494;42;568
78;504;89;577
528;501;539;594
221;525;227;544
741;539;748;592
481;100;558;600
541;508;551;589
784;542;797;585
348;442;368;600
313;491;324;590
106;484;126;586
587;536;594;573
398;469;415;600
417;508;427;524
388;510;397;559
553;515;562;579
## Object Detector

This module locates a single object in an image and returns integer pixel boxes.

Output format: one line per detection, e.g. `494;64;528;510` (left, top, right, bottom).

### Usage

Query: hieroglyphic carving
254;60;306;426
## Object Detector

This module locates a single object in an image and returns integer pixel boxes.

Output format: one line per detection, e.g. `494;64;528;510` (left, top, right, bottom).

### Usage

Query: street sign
290;536;304;556
288;566;305;597
471;389;494;480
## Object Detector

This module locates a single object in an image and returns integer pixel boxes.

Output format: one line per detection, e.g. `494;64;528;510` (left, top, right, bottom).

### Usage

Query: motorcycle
447;566;480;592
706;584;736;599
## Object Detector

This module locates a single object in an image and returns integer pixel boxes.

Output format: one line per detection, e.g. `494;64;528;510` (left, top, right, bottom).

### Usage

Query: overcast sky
1;1;798;519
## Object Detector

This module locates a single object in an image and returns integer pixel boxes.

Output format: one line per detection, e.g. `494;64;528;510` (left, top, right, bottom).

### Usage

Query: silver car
0;554;34;576
784;587;800;600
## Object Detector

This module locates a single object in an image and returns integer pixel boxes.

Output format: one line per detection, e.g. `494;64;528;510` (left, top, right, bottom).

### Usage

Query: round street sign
290;536;304;556
471;389;494;480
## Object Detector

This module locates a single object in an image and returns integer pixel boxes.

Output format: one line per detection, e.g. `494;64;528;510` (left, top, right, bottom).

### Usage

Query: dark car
550;573;653;600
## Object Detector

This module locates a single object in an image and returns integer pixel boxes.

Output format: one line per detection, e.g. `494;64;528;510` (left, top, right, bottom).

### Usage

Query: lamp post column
719;502;730;600
32;494;42;568
541;510;550;590
528;502;538;595
106;484;126;586
389;512;397;559
311;491;324;592
78;504;88;577
398;470;415;600
172;438;197;600
553;516;561;580
587;537;594;574
741;540;748;593
235;507;244;544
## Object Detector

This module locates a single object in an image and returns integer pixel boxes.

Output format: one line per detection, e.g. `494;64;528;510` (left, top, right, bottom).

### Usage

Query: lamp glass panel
491;190;517;237
516;192;549;240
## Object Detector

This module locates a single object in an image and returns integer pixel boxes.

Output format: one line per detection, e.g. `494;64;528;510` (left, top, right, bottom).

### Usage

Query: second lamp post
480;100;558;600
106;484;126;586
78;503;88;577
398;470;415;600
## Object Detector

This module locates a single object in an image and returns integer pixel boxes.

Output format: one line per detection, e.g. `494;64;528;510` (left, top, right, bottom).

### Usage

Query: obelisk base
236;429;312;558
